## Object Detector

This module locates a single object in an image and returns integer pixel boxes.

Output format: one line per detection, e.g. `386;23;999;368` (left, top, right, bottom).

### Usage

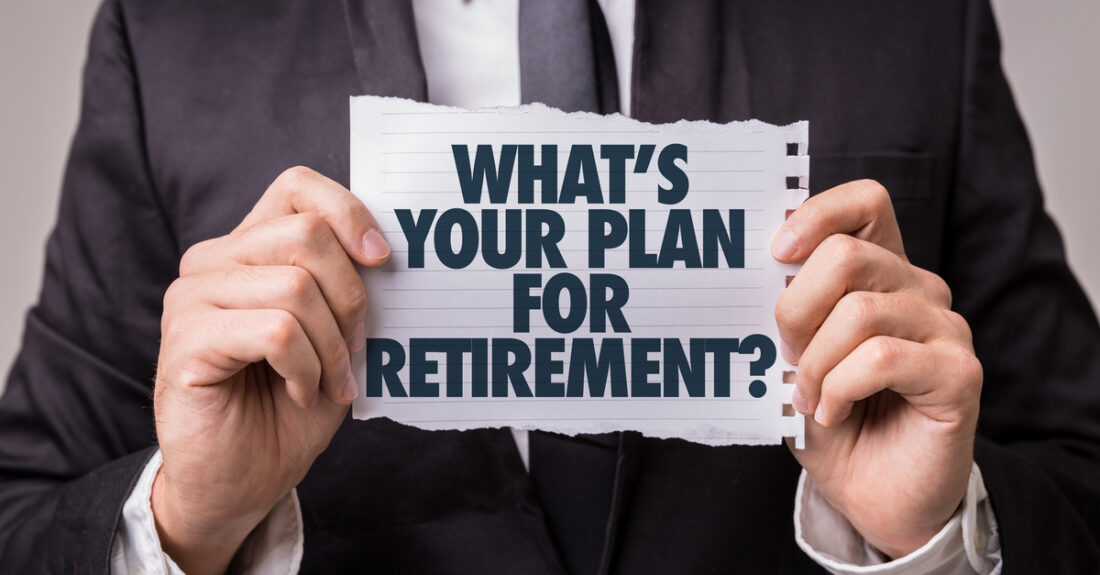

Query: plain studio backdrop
1;2;1098;393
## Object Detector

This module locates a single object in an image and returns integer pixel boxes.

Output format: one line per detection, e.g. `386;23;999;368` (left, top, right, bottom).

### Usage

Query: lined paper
350;96;806;447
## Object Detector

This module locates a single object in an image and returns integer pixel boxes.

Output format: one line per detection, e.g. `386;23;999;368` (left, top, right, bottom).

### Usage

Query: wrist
863;522;951;560
834;493;961;560
151;468;267;575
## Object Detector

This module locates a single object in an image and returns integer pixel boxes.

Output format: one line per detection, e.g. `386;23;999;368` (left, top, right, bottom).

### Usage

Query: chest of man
119;1;965;571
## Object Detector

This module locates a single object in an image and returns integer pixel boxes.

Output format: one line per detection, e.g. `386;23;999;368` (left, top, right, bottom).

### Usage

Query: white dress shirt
111;1;1004;573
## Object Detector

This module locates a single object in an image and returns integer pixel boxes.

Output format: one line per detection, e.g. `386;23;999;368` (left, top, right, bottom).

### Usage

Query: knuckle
856;179;891;211
955;348;984;387
323;335;349;368
162;278;189;312
867;337;899;370
179;239;213;275
344;281;369;316
939;286;954;309
279;266;316;302
263;310;300;349
923;272;953;307
277;165;317;187
820;233;861;269
286;213;330;256
337;197;370;226
942;309;973;340
942;346;984;408
794;200;823;229
838;291;878;328
160;310;196;351
294;212;327;240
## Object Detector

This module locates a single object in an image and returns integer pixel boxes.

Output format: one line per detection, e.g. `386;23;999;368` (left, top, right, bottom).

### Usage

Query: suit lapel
341;0;429;100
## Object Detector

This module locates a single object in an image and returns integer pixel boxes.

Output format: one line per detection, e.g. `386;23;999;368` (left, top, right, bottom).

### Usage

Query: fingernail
772;228;799;260
347;322;366;353
362;230;390;260
814;407;827;426
342;370;358;402
780;340;799;364
791;387;810;414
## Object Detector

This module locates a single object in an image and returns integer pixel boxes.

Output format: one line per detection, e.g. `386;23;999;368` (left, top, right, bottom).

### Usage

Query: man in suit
0;0;1098;573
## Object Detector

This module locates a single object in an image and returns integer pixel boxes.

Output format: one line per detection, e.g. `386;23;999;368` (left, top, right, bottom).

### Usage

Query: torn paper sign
349;96;806;448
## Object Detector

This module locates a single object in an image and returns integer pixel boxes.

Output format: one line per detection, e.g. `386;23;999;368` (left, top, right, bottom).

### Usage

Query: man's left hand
772;180;983;559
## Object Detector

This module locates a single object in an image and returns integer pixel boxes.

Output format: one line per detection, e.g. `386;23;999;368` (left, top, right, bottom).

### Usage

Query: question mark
739;334;777;398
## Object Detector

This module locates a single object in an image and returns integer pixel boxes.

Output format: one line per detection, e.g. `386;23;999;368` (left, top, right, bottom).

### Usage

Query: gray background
1;2;1098;391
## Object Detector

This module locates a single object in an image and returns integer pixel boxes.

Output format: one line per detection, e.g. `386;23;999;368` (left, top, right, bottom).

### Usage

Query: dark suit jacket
1;0;1098;573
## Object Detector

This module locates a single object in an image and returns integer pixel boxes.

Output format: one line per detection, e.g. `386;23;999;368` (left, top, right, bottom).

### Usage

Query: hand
773;180;982;559
152;167;390;575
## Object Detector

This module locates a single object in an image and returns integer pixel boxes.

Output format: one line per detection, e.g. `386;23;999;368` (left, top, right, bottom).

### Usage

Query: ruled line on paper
381;149;767;155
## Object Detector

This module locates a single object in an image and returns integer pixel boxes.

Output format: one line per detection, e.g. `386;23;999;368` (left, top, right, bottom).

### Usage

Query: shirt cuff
110;449;305;575
793;462;1003;575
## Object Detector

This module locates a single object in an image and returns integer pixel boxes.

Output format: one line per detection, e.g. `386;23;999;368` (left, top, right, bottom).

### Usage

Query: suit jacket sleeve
949;1;1100;571
0;0;177;571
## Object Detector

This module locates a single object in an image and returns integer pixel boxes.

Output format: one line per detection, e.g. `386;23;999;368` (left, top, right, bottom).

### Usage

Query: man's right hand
151;166;390;575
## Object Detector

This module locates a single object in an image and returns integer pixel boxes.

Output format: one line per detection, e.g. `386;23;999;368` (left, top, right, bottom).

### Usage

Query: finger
240;166;389;267
772;179;905;262
792;291;969;415
181;212;368;347
163;308;322;408
775;235;950;360
815;336;981;427
167;266;358;405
